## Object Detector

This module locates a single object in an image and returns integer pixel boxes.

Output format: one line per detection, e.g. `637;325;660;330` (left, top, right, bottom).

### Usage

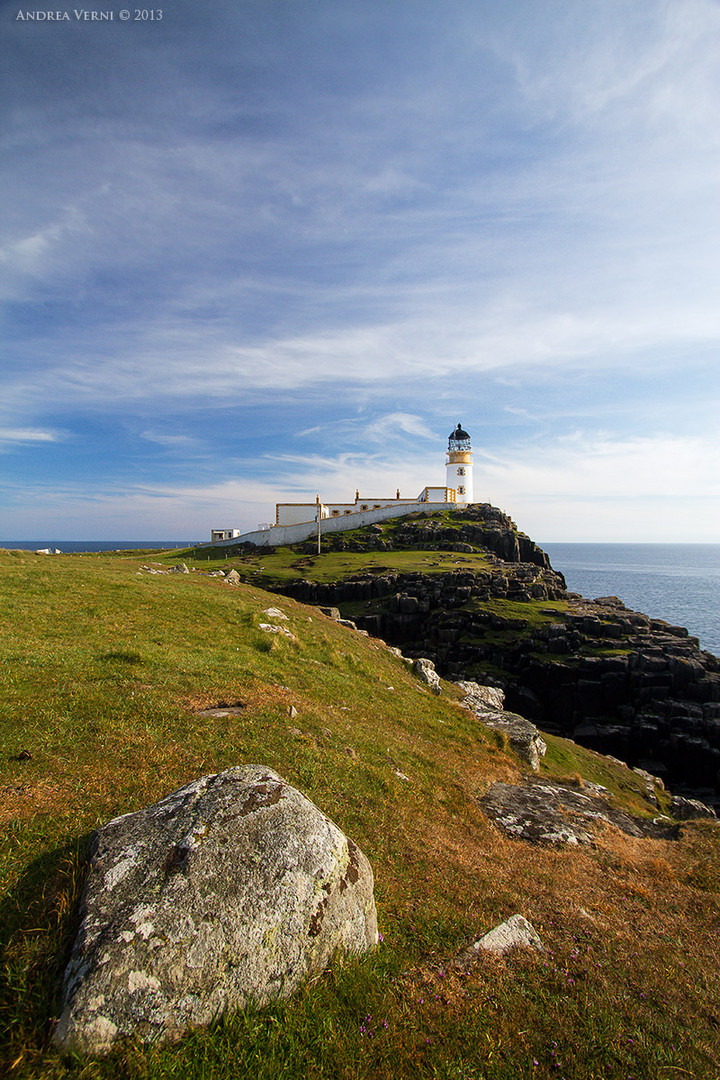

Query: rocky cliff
273;507;720;804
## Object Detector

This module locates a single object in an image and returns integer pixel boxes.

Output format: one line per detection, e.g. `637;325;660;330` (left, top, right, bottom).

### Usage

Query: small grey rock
258;623;296;639
460;685;546;770
413;658;441;695
481;778;679;846
263;607;289;620
670;795;717;821
454;914;543;968
456;681;505;712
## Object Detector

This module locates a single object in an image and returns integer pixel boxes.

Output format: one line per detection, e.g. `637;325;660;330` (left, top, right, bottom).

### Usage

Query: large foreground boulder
55;766;377;1054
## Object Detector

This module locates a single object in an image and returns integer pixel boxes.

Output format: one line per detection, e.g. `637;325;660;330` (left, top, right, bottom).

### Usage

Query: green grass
1;550;719;1079
461;599;568;626
540;735;667;817
175;546;493;589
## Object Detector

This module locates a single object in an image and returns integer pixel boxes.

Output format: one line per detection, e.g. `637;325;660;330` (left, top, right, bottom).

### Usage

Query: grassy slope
179;545;633;668
185;545;495;587
1;549;719;1079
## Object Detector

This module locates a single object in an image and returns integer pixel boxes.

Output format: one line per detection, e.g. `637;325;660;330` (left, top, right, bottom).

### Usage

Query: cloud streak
0;427;61;446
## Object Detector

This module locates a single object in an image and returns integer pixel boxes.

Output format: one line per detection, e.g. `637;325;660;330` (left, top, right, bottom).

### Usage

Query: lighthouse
446;422;473;504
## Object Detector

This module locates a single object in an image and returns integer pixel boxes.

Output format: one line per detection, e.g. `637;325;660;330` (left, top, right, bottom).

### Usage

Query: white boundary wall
200;501;452;550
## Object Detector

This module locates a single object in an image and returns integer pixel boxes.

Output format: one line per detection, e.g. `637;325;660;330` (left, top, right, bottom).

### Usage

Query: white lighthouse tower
446;422;473;504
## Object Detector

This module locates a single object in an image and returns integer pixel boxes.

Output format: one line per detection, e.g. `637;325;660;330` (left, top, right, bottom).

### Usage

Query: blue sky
2;0;719;541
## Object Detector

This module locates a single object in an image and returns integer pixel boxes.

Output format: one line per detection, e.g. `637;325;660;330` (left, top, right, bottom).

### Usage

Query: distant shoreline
0;541;196;553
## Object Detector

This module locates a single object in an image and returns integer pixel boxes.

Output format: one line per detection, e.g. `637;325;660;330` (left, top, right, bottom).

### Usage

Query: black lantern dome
448;422;471;450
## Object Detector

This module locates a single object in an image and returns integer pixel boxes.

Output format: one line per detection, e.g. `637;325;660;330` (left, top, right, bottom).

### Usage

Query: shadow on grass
0;834;92;1067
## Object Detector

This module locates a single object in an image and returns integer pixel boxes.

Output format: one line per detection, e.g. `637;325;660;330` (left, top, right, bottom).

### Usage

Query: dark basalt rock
271;507;720;803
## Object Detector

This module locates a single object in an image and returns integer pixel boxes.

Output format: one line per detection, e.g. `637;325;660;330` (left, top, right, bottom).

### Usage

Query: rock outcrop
293;504;556;570
458;681;547;771
413;657;442;695
55;766;377;1054
277;567;719;803
281;562;565;616
480;777;680;847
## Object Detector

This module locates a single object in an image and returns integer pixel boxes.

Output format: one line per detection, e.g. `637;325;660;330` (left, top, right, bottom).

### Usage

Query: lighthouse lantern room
446;422;473;504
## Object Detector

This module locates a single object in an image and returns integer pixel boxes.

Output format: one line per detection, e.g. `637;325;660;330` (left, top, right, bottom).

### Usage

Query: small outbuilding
210;529;241;542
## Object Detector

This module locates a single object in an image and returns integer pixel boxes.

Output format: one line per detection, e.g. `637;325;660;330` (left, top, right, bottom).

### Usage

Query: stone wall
199;501;454;551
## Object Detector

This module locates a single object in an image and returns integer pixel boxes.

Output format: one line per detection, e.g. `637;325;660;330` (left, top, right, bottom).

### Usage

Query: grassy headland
1;546;719;1079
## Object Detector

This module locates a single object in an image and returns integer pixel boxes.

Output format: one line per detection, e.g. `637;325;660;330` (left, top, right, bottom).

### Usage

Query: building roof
449;422;470;441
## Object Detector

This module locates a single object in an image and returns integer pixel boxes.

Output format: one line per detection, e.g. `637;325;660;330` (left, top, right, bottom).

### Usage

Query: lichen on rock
55;766;377;1054
459;681;547;771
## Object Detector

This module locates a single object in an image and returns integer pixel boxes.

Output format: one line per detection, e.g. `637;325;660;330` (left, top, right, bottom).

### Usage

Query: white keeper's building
209;423;475;548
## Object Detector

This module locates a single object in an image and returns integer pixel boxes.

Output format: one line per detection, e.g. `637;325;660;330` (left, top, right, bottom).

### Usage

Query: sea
0;540;195;554
543;543;720;658
3;538;719;658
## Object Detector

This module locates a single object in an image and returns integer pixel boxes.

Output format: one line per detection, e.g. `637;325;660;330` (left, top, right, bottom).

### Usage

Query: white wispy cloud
5;295;718;428
478;431;720;542
140;431;203;450
361;413;436;442
0;427;61;446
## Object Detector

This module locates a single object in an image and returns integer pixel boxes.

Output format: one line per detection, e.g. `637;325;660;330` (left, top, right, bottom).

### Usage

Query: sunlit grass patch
172;545;494;588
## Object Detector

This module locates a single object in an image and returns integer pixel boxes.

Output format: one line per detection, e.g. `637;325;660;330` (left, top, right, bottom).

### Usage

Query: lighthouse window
331;510;340;517
361;504;369;511
458;486;465;495
457;467;465;476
